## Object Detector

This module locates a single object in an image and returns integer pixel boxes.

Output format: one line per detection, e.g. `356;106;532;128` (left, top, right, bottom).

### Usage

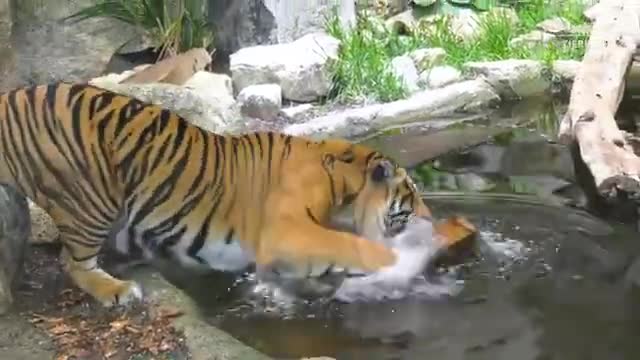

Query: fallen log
558;0;640;219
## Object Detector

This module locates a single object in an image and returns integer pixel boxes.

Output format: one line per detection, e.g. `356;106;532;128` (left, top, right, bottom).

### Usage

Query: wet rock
390;55;420;93
283;79;500;139
408;48;446;72
130;268;271;360
28;201;58;244
463;60;551;100
230;32;340;102
238;84;283;122
454;173;496;192
508;175;572;197
89;74;242;134
0;185;30;315
501;141;575;182
509;30;556;47
418;65;463;89
536;17;572;34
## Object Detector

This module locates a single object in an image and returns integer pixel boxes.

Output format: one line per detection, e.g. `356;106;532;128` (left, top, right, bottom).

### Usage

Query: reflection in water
163;197;640;360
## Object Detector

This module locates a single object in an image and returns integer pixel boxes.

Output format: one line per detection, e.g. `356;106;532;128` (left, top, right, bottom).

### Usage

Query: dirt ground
1;244;190;360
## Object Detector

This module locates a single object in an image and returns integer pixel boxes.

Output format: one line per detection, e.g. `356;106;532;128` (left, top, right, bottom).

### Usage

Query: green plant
326;0;589;104
65;0;214;59
325;12;415;103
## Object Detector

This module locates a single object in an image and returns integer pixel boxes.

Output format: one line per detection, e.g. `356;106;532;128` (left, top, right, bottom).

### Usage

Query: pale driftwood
558;0;640;202
120;48;213;85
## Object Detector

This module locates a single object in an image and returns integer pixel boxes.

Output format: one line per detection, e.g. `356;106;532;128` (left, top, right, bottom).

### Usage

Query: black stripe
114;99;146;137
66;84;85;108
224;228;235;244
184;129;209;200
306;207;320;224
187;193;225;263
266;132;274;185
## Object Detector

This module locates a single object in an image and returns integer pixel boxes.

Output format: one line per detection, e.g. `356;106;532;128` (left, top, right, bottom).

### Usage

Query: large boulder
230;32;340;102
90;71;244;134
0;186;30;315
9;0;150;86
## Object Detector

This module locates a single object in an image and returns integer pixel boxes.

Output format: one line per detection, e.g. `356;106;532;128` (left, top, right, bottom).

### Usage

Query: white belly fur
165;228;254;272
113;224;254;272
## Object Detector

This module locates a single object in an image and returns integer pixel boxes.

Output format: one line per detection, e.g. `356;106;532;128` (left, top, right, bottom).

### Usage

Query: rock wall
209;0;354;54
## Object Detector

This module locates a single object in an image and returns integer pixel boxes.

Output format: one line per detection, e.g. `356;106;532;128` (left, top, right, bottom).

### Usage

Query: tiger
0;82;465;308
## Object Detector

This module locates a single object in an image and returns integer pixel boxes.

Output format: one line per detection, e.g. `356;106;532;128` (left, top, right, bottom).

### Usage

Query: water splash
333;216;463;303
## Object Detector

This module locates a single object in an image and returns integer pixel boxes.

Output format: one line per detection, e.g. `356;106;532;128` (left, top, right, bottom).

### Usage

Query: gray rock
237;83;283;121
408;48;446;72
0;185;30;315
89;76;243;135
263;0;355;44
463;60;551;100
230;32;340;102
510;30;556;47
184;71;235;100
449;10;481;40
284;79;500;139
418;65;463;89
130;268;271;360
28;201;58;244
9;0;150;86
536;17;572;34
390;55;420;93
455;173;496;192
280;103;314;120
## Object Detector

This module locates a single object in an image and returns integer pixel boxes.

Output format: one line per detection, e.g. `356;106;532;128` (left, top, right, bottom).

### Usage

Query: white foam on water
333;217;463;303
478;230;529;267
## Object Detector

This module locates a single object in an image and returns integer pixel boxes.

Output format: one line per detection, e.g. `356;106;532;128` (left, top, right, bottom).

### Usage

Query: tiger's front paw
96;279;144;307
356;238;397;272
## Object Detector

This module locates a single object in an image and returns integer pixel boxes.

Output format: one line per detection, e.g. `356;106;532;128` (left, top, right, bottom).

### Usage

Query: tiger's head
321;140;431;244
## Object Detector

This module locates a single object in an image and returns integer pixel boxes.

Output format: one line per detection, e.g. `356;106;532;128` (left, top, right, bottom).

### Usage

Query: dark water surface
161;97;640;360
163;195;640;360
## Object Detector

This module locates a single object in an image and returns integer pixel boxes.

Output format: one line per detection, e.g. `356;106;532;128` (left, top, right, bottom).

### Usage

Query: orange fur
0;82;439;307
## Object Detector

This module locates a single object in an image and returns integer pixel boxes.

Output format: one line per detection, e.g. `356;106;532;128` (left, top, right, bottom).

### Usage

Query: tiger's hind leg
52;213;143;307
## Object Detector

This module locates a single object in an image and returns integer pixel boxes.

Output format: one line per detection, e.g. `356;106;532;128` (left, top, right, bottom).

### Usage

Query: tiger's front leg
256;216;397;277
55;217;143;307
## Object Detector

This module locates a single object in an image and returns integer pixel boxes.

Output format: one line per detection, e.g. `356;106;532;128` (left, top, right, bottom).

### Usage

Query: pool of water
163;194;640;360
159;96;640;360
